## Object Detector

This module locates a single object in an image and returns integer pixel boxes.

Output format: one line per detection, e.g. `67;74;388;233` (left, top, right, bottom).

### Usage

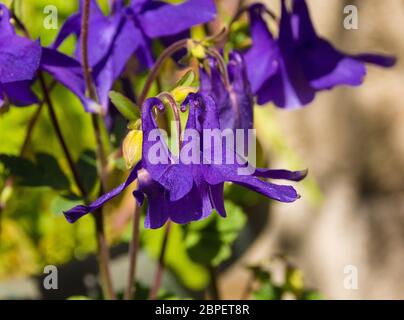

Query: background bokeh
0;0;403;299
219;0;404;299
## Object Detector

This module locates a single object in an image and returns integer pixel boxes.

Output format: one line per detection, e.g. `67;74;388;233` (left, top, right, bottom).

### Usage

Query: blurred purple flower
244;0;396;109
0;4;41;108
53;0;217;113
200;51;254;133
64;93;306;229
0;4;94;111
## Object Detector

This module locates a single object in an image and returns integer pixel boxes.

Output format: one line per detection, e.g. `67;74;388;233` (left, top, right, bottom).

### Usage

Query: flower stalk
149;222;171;300
138;39;189;107
38;73;88;199
81;0;115;300
125;39;190;300
124;202;141;300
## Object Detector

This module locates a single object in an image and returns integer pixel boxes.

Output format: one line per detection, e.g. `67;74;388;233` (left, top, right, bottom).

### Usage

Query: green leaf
142;222;209;290
252;282;283;300
184;201;247;266
36;153;70;190
76;149;97;194
109;91;140;121
50;194;81;215
0;153;70;190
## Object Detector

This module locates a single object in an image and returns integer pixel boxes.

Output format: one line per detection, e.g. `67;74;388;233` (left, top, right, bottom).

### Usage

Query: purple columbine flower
200;51;254;133
64;92;306;229
53;0;217;113
244;0;396;109
0;4;93;111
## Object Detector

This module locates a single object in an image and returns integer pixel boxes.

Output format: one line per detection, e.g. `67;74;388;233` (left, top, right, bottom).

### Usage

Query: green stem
38;73;88;199
125;40;188;301
208;266;221;300
138;39;189;107
20;81;57;156
124;203;141;300
81;0;115;300
149;222;171;300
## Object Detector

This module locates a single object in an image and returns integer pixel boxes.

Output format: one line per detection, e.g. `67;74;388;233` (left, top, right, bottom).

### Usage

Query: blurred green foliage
184;201;247;267
247;258;324;300
0;0;98;280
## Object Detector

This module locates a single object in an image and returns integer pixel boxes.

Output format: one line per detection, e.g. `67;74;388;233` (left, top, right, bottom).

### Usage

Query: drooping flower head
64;92;306;229
244;0;396;109
290;0;395;90
53;0;217;113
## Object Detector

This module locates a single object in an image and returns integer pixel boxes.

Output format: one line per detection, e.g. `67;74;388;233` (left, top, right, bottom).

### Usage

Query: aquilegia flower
244;0;396;109
53;0;217;113
0;4;93;110
64;92;306;229
200;51;253;133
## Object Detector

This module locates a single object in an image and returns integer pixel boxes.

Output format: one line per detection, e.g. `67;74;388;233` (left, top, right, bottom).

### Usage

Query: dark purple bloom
64;93;306;229
200;51;253;133
0;4;41;108
0;5;93;111
244;0;396;109
53;0;217;113
291;0;395;90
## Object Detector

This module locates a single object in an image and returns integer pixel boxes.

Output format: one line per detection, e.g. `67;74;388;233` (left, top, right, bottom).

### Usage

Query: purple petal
53;1;146;112
290;0;317;42
254;168;308;181
40;48;98;112
0;5;15;36
140;179;215;229
52;13;81;49
64;165;140;223
256;0;315;108
244;4;279;93
138;0;217;38
353;53;397;68
204;163;300;203
308;52;366;90
256;57;315;108
137;172;204;229
141;98;193;201
209;183;226;217
81;0;120;68
1;81;38;106
291;0;395;91
137;172;170;229
230;174;300;203
201;52;253;132
227;51;254;131
92;15;144;108
0;36;41;83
